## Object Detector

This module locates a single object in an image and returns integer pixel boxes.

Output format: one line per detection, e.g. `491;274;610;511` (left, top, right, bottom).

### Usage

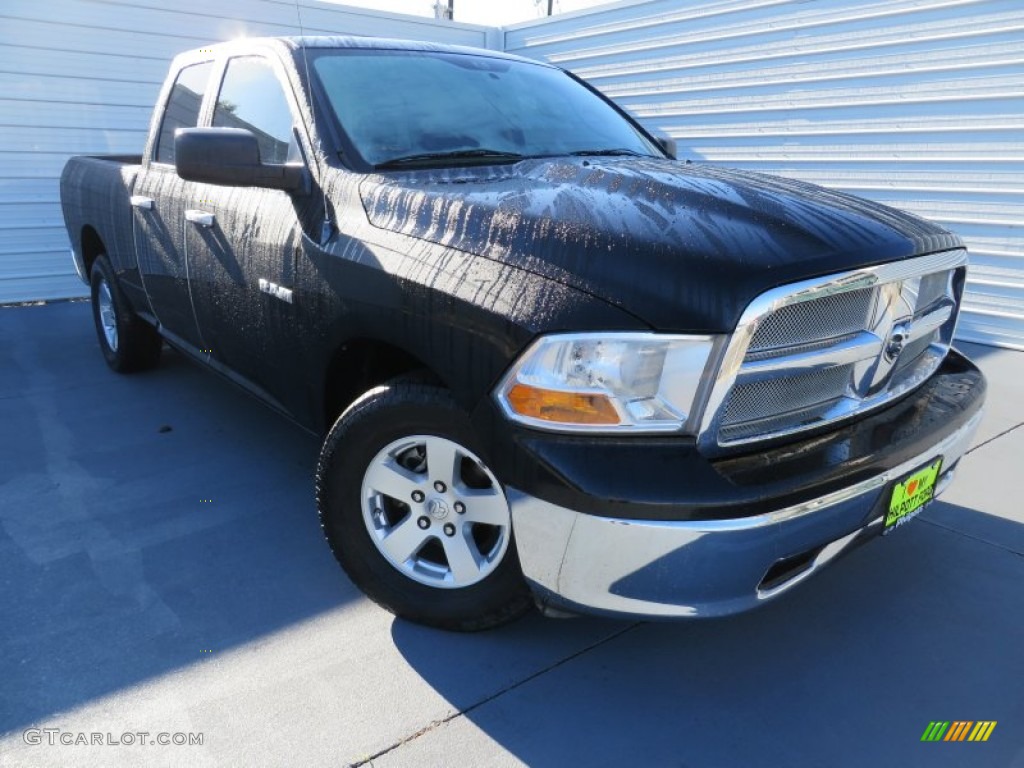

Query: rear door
132;59;216;347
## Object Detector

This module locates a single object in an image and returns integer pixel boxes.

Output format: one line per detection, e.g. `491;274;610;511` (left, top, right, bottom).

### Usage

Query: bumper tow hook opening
758;546;825;594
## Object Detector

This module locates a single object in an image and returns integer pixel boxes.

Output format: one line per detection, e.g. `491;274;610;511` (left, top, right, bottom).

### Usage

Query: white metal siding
0;0;491;303
506;0;1024;349
4;0;1022;350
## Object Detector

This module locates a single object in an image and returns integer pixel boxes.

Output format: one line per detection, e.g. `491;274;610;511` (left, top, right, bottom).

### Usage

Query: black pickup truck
60;36;984;630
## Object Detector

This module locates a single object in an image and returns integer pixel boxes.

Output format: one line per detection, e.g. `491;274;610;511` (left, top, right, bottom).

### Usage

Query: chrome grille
894;331;936;376
700;250;967;451
748;288;876;354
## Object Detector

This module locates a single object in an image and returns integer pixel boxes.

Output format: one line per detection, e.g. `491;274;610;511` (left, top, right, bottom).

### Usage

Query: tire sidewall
90;256;122;368
317;383;530;630
89;254;160;373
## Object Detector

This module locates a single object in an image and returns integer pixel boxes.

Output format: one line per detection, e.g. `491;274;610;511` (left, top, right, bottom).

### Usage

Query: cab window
154;61;214;164
212;57;294;165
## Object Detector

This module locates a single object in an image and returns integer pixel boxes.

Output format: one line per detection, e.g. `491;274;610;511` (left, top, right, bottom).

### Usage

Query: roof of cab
183;35;546;67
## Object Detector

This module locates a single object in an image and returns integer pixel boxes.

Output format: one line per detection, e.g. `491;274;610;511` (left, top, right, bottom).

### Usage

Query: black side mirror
651;132;678;160
174;128;307;193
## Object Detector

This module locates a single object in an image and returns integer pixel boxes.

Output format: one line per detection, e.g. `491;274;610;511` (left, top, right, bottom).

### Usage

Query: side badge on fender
258;278;294;304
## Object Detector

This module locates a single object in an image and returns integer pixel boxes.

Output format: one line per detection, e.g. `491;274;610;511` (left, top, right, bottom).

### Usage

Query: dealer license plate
883;458;943;535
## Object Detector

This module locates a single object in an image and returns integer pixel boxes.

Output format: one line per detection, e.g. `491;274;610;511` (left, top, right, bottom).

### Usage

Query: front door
182;55;306;409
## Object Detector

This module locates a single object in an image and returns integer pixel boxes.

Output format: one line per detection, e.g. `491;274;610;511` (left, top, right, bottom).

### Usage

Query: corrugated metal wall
506;0;1024;349
4;0;1022;349
0;0;491;304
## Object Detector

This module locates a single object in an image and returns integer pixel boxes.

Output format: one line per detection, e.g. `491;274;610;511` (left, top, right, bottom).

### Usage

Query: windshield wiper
569;148;652;157
375;149;524;169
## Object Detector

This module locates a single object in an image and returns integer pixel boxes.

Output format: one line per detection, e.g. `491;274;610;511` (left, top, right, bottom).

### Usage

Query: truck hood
359;158;960;332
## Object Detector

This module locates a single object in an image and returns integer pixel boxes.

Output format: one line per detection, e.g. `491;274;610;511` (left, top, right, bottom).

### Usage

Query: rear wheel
316;378;532;631
90;254;161;372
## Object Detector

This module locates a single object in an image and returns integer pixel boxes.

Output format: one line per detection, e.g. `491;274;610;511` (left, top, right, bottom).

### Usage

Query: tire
316;378;533;631
90;254;161;373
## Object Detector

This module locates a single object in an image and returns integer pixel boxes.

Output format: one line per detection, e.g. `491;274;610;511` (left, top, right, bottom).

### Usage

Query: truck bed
60;155;143;285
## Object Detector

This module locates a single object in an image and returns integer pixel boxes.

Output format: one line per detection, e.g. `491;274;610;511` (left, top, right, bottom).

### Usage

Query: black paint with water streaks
58;36;979;524
360;158;959;332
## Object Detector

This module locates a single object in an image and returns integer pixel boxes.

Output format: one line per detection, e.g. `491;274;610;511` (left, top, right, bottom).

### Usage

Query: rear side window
155;62;214;164
212;57;293;164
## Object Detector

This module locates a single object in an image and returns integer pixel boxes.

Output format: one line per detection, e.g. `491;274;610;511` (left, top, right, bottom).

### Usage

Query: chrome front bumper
509;409;983;620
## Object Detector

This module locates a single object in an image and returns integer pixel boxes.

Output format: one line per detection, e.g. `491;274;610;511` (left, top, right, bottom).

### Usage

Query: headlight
495;332;718;433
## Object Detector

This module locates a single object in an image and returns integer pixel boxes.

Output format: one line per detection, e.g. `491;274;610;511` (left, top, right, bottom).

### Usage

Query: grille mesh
749;288;875;354
720;400;840;443
723;364;852;425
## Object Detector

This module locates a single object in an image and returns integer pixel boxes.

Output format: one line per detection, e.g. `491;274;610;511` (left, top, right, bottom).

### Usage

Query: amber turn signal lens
506;383;620;425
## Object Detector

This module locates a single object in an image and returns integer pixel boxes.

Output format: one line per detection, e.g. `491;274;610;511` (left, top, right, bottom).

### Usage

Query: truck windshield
310;49;660;169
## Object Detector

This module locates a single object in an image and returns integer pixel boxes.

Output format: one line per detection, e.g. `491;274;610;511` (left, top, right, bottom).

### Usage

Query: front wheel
315;378;532;631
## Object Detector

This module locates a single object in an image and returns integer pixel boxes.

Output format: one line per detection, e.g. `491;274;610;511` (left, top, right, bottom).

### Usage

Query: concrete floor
1;301;1021;768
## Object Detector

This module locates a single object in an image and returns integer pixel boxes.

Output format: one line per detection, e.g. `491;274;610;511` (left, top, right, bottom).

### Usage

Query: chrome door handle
185;209;215;228
130;195;154;211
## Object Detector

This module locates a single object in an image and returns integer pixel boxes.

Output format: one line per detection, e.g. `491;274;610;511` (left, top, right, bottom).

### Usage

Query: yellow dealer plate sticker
884;458;943;535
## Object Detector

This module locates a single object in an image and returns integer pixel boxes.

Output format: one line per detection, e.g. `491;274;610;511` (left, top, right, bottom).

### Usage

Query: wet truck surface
60;36;985;630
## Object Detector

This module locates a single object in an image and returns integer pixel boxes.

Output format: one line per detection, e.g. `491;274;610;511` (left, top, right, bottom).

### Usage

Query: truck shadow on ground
0;312;359;734
392;504;1024;767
